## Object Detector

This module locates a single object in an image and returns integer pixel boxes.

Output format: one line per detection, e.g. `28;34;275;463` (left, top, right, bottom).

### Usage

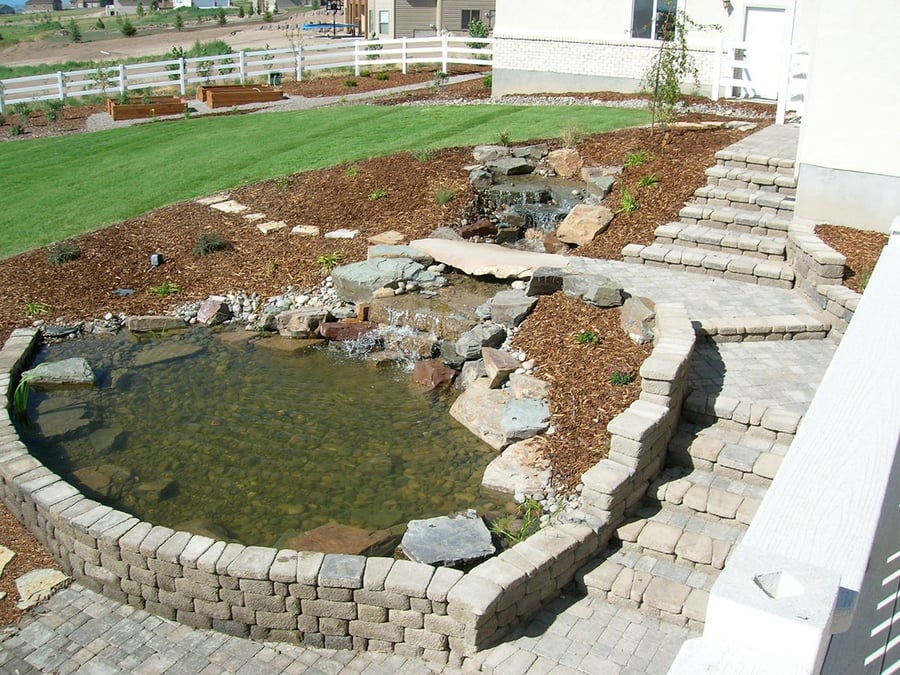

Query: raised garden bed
107;96;187;121
197;84;285;108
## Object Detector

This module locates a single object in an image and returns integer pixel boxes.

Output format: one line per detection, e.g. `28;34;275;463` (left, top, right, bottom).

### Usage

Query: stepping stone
368;230;405;245
15;569;70;610
196;193;230;205
209;199;249;213
243;213;267;221
291;225;320;236
325;228;360;239
257;221;288;234
0;545;15;578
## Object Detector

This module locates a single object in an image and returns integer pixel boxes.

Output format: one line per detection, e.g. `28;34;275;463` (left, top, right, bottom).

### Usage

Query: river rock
547;148;584;178
556;204;614;247
331;258;437;304
386;332;438;359
133;479;178;502
440;340;466;370
409;239;569;279
197;299;232;326
458;218;498;239
455;359;486;392
454;322;507;361
469;168;493;191
367;245;434;266
175;519;234;540
368;230;405;245
510;373;552;400
563;274;625;308
621;296;656;345
399;511;495;567
125;316;187;333
15;569;70;610
502;399;551;441
489;290;537;327
526;266;570;296
255;337;324;353
275;308;330;338
285;522;395;556
318;321;378;341
481;437;552;496
482;347;520;389
473;144;512;163
413;359;457;390
450;378;513;449
487;157;534;176
22;358;95;389
73;464;130;498
132;341;203;367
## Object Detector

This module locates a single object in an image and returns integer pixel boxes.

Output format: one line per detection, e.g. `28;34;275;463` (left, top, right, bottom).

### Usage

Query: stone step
692;313;832;343
705;165;797;195
620;242;794;289
648;466;767;526
714;148;795;175
667;421;791;485
692;186;795;216
578;545;712;628
678;205;792;238
654;222;786;261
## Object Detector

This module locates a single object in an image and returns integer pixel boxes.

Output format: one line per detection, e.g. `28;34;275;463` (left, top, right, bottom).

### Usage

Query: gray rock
510;373;552;400
473;144;512;163
449;378;512;449
563;274;625;307
331;258;437;304
440;340;466;370
481;438;552;496
35;404;90;438
621;296;656;345
487;157;535;176
469;168;493;191
367;245;434;266
132;342;202;367
399;511;495;567
585;174;616;200
23;358;95;389
527;267;570;296
455;322;507;361
475;301;493;321
427;227;465;241
276;308;330;338
513;144;549;160
197;299;232;326
489;290;537;327
454;359;486;392
501;399;551;441
125;316;187;333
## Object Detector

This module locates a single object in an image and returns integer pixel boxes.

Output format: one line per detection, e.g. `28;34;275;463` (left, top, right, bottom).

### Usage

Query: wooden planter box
198;84;285;108
107;96;187;121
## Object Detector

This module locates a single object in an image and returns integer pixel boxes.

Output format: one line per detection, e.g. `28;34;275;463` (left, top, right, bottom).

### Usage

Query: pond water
18;327;504;550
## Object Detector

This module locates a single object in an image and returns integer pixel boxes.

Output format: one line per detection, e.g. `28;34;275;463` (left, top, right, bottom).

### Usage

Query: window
378;9;389;35
632;0;677;40
461;9;480;30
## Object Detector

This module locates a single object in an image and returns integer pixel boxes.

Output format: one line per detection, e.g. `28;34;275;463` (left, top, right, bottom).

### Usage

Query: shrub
344;79;358;87
43;99;65;122
46;240;81;265
560;123;585;149
466;18;489;49
375;72;390;81
483;74;492;88
120;19;137;37
193;232;230;256
68;19;82;43
149;281;181;297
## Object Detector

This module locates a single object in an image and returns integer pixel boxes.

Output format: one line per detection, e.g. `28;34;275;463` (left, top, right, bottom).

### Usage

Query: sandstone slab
482;347;519;388
275;308;330;338
23;358;95;389
285;523;395;556
367;245;434;265
332;258;436;304
15;569;70;610
547;148;584;178
449;378;513;449
481;437;551;496
409;239;569;279
556;204;614;247
125;316;187;333
368;230;406;245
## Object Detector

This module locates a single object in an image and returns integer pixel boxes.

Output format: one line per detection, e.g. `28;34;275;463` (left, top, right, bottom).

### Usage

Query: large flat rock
23;357;95;388
449;378;513;450
409;239;570;279
399;511;495;567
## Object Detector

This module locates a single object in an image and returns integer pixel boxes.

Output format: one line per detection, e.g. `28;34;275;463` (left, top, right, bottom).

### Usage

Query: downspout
436;0;442;32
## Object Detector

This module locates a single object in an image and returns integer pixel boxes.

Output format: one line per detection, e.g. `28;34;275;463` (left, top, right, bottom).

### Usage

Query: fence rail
0;35;493;113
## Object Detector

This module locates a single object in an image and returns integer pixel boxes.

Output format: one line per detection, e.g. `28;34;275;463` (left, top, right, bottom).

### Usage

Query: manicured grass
0;104;649;259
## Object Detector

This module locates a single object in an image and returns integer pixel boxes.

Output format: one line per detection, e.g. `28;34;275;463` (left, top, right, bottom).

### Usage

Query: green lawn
0;104;649;259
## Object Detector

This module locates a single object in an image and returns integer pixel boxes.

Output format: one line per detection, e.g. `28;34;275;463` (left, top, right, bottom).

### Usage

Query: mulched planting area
816;224;889;293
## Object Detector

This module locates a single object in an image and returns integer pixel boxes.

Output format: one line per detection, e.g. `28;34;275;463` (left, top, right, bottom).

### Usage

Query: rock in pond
22;357;95;389
331;258;437;304
285;522;396;556
481;437;552;496
275;308;330;339
449;378;513;450
413;358;457;390
125;316;187;333
399;510;495;567
132;341;203;367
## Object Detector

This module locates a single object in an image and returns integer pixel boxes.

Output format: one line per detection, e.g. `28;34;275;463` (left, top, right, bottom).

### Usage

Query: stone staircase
622;142;799;289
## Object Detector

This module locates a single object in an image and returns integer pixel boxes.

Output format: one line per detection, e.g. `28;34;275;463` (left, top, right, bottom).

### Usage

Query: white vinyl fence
0;34;493;113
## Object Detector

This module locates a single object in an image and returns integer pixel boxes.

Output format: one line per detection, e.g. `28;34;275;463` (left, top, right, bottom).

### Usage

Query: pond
17;327;504;551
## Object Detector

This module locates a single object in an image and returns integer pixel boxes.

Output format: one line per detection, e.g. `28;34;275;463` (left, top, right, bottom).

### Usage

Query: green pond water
18;327;505;549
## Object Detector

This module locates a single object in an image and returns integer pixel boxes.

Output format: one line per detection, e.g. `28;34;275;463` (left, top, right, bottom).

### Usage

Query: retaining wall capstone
0;305;694;661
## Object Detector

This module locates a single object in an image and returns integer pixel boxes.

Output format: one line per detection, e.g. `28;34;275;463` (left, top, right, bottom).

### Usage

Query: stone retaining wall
0;306;694;661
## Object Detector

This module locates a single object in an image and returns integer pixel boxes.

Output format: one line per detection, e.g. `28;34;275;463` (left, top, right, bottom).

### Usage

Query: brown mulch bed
816;224;888;293
0;506;61;628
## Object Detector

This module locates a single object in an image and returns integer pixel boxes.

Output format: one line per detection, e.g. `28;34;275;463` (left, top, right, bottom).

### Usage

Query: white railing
710;40;808;125
0;34;493;112
670;222;900;674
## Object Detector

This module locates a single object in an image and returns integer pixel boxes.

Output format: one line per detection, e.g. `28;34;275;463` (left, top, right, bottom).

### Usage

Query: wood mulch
816;224;888;293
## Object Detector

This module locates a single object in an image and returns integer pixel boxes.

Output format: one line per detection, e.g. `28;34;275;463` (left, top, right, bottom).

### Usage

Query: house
23;0;62;11
367;0;494;39
172;0;231;7
0;3;16;13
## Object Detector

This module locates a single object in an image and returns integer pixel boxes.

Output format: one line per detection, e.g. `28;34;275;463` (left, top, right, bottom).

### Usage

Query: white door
741;6;787;99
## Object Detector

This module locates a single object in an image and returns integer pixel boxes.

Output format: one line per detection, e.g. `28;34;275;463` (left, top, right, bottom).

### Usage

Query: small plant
344;79;358;87
13;367;46;421
637;173;660;188
316;251;344;274
560;123;585;149
466;18;489;49
375;72;390;81
149;281;181;297
365;36;383;60
435;187;455;205
609;369;637;386
411;147;435;162
46;240;81;265
369;188;389;200
193;232;230;256
497;129;511;146
238;5;244;18
624;149;652;168
265;261;279;277
345;164;359;177
276;175;291;190
483;74;492;88
174;11;184;31
95;17;106;29
619;188;639;214
216;8;226;26
576;328;602;345
359;69;372;78
9;124;24;137
859;267;871;291
489;497;543;547
23;301;50;318
43;99;65;122
432;71;448;91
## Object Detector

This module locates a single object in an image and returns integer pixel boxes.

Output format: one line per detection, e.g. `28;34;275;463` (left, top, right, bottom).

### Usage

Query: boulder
454;359;486;392
132;342;202;367
399;511;495;567
368;230;406;245
125;316;187;333
489;290;537;327
458;218;498;240
285;522;395;556
22;358;95;389
449;378;513;449
556;204;614;247
513;143;549;160
275;308;330;338
367;245;434;266
584;174;616;200
455;322;507;361
482;347;520;388
413;358;457;390
563;274;625;308
481;437;552;496
543;231;569;254
501;399;551;441
473;144;512;163
197;298;232;326
621;296;656;345
469;169;494;191
547;148;584;179
318;321;378;341
331;258;437;304
487;158;535;176
510;373;552;400
440;340;466;370
527;266;570;296
409;239;569;279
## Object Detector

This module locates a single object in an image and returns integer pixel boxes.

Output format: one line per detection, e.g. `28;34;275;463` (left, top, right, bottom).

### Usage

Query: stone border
0;305;694;662
692;314;831;343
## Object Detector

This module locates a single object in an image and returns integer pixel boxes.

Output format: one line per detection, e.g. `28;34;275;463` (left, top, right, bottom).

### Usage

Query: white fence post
296;45;303;82
711;37;723;101
0;84;5;114
57;72;66;101
239;51;246;85
179;57;187;96
442;33;448;73
118;63;127;96
354;41;361;76
402;36;408;75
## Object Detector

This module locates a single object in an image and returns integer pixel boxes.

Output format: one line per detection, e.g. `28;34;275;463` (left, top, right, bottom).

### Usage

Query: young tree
94;17;105;29
68;19;82;42
216;8;226;25
174;11;184;30
136;1;144;16
120;18;137;36
237;5;244;18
